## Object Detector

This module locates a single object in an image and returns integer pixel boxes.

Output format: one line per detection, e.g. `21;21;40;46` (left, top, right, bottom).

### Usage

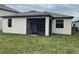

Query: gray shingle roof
0;4;19;13
43;12;74;19
1;10;74;19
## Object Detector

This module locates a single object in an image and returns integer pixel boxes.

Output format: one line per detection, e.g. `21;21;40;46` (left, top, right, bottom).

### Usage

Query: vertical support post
26;18;27;34
45;17;49;36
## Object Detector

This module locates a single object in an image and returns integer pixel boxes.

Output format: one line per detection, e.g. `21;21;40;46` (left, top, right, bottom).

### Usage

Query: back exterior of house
1;11;74;36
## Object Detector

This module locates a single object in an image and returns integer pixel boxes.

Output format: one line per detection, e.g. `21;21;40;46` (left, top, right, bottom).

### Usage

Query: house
72;20;79;30
75;20;79;30
1;11;74;36
0;4;19;31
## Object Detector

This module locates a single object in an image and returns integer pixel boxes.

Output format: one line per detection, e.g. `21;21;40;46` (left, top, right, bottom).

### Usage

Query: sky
6;4;79;21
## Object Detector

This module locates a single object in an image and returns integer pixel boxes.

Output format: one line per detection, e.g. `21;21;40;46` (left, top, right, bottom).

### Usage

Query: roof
76;20;79;22
73;20;79;23
1;10;74;19
44;12;74;19
0;4;19;13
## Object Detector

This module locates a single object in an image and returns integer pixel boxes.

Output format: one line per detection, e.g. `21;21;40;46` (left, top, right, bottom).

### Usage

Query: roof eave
0;8;19;13
53;17;74;19
1;15;51;18
1;14;74;19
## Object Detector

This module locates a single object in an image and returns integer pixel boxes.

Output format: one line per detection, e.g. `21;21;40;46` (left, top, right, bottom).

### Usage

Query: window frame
56;19;64;28
8;18;12;27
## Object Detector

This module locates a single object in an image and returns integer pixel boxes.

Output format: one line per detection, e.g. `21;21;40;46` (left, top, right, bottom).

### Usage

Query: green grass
0;32;79;54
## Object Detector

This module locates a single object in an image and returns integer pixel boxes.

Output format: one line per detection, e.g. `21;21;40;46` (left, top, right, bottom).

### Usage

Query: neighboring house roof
72;20;79;24
0;4;19;13
76;20;79;22
1;10;74;19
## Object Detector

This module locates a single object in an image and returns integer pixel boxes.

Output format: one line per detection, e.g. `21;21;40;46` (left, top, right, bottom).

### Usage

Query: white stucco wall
52;19;72;35
0;10;17;30
2;18;26;34
45;17;49;36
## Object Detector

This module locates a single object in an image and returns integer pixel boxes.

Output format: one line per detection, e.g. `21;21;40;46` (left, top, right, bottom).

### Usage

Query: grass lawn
0;32;79;54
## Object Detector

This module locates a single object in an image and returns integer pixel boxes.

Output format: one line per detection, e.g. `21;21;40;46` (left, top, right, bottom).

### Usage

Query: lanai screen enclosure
27;18;52;35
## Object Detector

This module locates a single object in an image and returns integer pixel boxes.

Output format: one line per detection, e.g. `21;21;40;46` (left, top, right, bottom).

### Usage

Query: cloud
6;4;57;12
6;4;79;21
5;4;76;11
6;4;79;12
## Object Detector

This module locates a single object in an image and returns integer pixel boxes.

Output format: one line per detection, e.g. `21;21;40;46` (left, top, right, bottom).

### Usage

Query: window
8;18;12;27
56;20;64;28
